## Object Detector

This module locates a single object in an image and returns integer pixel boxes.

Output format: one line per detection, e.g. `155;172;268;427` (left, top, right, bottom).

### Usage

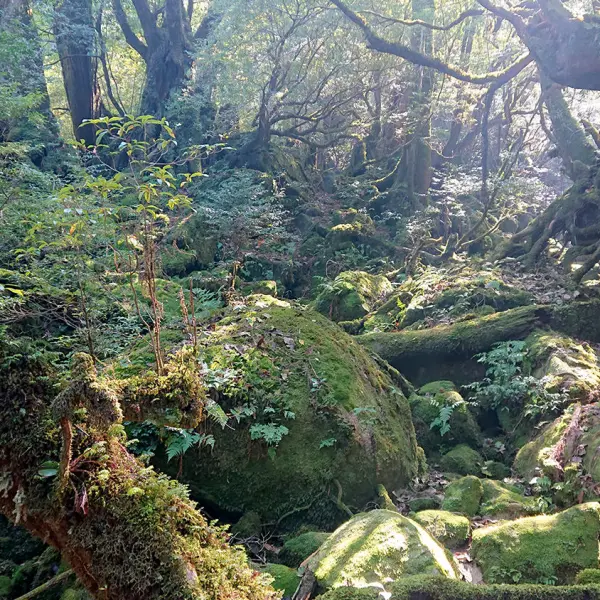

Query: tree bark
54;0;101;145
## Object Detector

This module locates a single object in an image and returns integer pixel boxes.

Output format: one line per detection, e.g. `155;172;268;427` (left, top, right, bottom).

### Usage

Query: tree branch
329;0;533;85
361;8;484;31
111;0;147;58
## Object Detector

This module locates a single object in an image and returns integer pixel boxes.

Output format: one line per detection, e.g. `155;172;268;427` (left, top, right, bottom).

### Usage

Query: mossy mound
314;271;393;322
262;564;300;598
439;445;483;476
471;503;600;584
514;403;600;486
412;510;470;549
409;382;481;455
408;497;441;512
317;574;600;599
306;510;458;591
174;298;419;527
362;267;533;334
479;480;535;519
526;331;600;400
280;531;330;567
441;476;483;517
576;569;600;584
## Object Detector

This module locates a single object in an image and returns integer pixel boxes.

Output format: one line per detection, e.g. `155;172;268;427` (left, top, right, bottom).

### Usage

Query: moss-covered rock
439;445;483;476
231;512;262;538
262;564;300;598
514;403;600;487
408;497;441;512
173;298;419;527
412;510;470;549
576;568;600;585
306;510;458;591
280;531;330;568
314;271;392;322
479;480;535;519
481;460;511;480
318;574;600;600
471;503;600;584
526;331;600;400
409;382;481;455
441;476;483;517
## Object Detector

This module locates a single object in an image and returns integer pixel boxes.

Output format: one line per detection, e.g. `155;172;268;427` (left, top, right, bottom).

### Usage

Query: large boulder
172;297;420;527
306;510;458;591
439;444;483;476
441;476;483;517
471;503;600;584
479;480;535;519
412;510;470;549
314;271;392;322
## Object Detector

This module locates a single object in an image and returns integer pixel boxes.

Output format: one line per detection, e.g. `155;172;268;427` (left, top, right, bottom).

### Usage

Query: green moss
280;531;330;567
306;510;458;590
319;575;600;600
513;406;574;480
408;497;441;512
409;383;481;455
360;306;543;374
480;480;535;519
481;460;511;480
231;512;262;538
525;330;600;399
441;476;483;517
550;300;600;343
262;564;300;597
412;510;470;549
171;299;419;527
314;271;393;322
576;569;600;584
60;589;92;600
0;576;10;599
439;445;483;476
471;502;600;584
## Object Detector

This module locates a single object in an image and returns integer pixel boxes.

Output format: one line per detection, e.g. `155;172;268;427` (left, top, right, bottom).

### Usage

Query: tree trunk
54;0;100;145
0;347;276;600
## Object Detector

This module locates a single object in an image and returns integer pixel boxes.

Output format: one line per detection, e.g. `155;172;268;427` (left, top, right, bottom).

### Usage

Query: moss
479;480;535;519
60;589;92;600
243;280;278;297
359;306;544;375
550;300;600;343
280;531;330;568
513;406;575;480
408;497;441;512
314;271;393;322
471;503;600;584
262;564;300;597
525;330;600;399
439;445;483;476
306;510;458;590
412;510;470;549
576;569;600;585
231;512;262;538
0;576;10;599
481;460;511;480
319;575;600;600
441;476;483;517
170;299;419;527
409;383;481;455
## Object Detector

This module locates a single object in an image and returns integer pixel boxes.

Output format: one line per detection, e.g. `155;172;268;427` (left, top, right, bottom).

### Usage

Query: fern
164;428;215;461
249;423;289;446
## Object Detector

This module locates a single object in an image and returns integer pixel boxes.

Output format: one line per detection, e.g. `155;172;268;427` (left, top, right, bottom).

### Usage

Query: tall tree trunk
0;0;58;143
54;0;100;145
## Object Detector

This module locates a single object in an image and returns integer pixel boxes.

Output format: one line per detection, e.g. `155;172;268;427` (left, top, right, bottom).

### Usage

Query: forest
4;0;600;598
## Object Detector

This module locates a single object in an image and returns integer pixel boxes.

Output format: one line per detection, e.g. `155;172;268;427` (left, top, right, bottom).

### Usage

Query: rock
409;382;481;455
261;564;300;598
481;460;511;480
279;531;330;568
514;403;600;488
412;510;470;549
306;510;458;590
479;480;535;519
318;574;600;600
441;476;483;517
408;497;441;512
471;503;600;584
314;271;393;322
231;512;262;538
576;569;600;584
439;445;483;476
525;330;600;400
170;298;420;528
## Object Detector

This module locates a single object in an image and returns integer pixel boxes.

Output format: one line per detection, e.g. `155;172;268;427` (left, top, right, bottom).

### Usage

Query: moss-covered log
359;305;545;377
0;341;276;600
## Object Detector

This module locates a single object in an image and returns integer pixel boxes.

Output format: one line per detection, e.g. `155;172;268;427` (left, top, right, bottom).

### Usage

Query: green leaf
38;460;59;478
